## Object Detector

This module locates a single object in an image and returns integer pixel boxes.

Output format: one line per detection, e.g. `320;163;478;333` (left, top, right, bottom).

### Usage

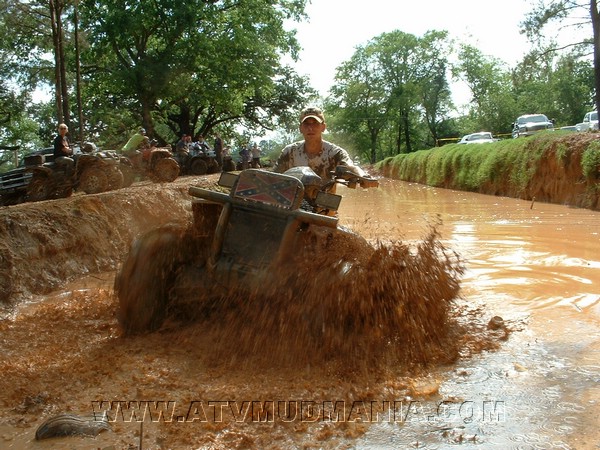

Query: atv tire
206;159;220;174
79;167;109;194
120;164;136;187
115;224;189;334
107;167;124;191
190;158;208;175
152;157;179;182
222;159;236;172
26;174;53;202
54;180;73;199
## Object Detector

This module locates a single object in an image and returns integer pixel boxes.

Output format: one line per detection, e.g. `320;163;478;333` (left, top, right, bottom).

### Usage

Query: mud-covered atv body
115;166;379;334
118;147;180;186
174;145;220;176
0;146;124;206
75;149;125;194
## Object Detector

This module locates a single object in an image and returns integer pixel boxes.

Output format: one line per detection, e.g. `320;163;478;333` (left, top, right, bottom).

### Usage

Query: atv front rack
189;169;339;278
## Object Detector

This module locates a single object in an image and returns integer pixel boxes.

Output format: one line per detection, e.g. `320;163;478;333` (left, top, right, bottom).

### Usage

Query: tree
328;30;453;156
79;0;312;144
0;86;47;166
552;55;595;124
329;45;389;163
417;31;453;147
521;0;600;117
452;44;517;134
0;0;313;148
49;0;70;125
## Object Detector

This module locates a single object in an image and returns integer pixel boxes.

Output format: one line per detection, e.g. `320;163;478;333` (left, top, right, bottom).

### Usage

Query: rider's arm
272;145;293;173
331;144;365;177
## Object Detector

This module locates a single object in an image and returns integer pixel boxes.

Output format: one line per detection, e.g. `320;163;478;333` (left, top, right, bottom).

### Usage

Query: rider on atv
121;127;152;158
53;123;75;177
272;106;366;194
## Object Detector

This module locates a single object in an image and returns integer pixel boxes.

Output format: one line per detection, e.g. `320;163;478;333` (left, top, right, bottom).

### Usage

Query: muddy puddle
1;178;599;449
342;179;600;449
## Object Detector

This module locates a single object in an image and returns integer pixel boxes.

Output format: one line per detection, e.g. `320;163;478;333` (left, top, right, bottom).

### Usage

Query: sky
286;0;539;105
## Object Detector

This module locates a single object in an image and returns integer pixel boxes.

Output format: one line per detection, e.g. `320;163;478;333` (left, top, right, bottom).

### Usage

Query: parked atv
174;144;220;176
76;144;124;194
0;144;124;206
118;147;180;186
115;165;379;334
221;155;236;172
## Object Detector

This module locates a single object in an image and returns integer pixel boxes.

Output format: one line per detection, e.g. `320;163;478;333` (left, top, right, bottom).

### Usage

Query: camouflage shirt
272;140;361;182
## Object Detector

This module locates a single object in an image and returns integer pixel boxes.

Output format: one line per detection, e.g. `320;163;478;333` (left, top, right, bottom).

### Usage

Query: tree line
0;0;598;167
324;0;599;164
0;0;315;158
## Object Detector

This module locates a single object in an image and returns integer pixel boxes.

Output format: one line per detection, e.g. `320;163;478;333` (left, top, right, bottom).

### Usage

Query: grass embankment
376;131;600;210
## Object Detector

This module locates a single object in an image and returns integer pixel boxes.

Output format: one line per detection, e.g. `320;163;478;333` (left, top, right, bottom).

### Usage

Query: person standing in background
251;142;261;168
214;133;223;167
53;123;74;177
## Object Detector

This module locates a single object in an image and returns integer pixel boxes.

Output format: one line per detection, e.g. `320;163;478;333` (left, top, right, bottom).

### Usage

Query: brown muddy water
2;177;599;449
341;178;600;449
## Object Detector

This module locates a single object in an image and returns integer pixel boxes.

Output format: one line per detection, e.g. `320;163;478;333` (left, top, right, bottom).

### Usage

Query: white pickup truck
576;111;598;132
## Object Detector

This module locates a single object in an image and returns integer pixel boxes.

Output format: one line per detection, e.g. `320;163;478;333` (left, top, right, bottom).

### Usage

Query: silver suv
511;114;555;138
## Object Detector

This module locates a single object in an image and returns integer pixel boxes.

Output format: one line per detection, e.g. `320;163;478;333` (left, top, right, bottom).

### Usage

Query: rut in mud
0;177;216;306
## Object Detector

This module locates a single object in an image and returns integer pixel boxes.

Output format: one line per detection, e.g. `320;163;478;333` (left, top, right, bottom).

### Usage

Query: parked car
511;114;555;138
457;132;498;144
575;111;598;132
559;125;578;132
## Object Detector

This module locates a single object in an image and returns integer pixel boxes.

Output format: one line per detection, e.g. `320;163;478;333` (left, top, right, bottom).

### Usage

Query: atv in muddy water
115;166;379;334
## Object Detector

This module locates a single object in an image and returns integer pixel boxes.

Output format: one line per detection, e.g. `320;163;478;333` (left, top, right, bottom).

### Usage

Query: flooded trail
1;177;599;449
340;179;600;449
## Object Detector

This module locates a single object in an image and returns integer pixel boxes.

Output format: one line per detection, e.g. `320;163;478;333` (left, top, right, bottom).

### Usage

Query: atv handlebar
188;186;339;229
325;166;379;190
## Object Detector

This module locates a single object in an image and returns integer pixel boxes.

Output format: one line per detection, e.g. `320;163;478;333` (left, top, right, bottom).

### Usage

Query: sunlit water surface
339;179;600;449
3;179;599;450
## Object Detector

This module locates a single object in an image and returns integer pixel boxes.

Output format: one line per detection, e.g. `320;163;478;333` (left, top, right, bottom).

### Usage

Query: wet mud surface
0;174;598;449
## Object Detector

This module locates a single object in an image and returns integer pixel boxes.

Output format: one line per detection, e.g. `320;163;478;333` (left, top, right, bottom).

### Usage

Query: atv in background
115;165;379;334
0;144;124;206
75;143;124;194
118;146;180;186
174;143;220;176
221;155;236;172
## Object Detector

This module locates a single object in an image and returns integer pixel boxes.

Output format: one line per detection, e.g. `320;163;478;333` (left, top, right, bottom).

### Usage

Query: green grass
375;131;594;198
582;140;600;179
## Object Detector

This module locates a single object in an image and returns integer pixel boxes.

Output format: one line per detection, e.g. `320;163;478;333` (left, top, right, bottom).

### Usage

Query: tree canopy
0;0;598;168
0;0;314;155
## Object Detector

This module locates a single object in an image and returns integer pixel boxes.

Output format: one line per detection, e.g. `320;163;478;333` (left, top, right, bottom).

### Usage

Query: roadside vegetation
376;131;600;210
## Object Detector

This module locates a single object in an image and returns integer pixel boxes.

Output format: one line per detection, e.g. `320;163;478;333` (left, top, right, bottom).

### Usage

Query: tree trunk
57;1;70;125
369;126;378;164
402;110;412;153
49;0;62;123
140;95;155;141
591;0;600;119
49;0;70;126
395;119;402;155
74;0;84;143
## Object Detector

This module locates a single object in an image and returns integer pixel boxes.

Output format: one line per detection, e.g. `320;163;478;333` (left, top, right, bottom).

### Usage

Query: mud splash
154;223;467;374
